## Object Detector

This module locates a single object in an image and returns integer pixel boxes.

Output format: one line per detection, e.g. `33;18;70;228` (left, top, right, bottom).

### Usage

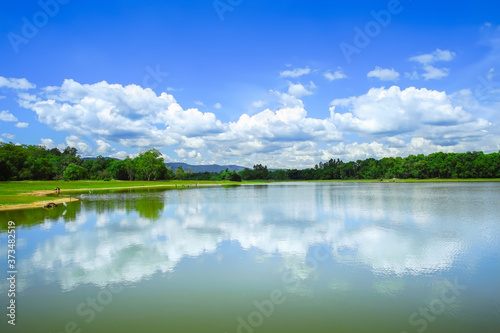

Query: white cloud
15;122;29;128
194;100;205;106
287;82;314;98
181;136;206;149
404;71;419;80
95;139;115;155
324;69;347;81
0;110;18;122
15;78;500;168
252;100;268;108
65;135;92;156
2;133;15;140
280;67;311;78
41;138;56;149
0;76;35;90
175;148;201;159
213;102;222;109
330;86;489;145
321;137;459;162
110;151;129;160
367;67;400;81
20;79;225;150
409;49;456;65
409;49;455;80
421;65;450;80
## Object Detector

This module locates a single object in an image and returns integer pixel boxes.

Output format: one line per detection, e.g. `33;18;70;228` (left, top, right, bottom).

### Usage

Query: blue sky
1;0;499;168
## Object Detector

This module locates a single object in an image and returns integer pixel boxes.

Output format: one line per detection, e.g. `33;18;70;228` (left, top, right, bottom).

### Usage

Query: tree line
0;143;172;181
234;151;500;181
0;142;499;181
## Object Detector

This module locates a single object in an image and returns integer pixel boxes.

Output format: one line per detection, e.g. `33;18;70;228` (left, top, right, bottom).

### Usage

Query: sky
0;0;499;168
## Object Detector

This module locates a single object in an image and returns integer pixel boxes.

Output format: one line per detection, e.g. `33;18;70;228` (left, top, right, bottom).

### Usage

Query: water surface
1;183;499;332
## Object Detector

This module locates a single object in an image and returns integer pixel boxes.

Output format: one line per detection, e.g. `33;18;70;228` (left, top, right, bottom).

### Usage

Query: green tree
52;146;82;180
63;163;87;180
270;169;287;180
252;164;269;180
106;160;128;180
175;166;186;180
124;157;136;181
227;171;242;182
134;149;165;181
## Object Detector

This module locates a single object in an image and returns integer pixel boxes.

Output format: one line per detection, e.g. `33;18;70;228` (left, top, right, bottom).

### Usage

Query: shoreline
1;179;500;211
0;181;224;211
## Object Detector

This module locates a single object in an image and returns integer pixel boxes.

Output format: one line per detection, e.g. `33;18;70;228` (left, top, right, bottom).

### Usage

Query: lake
1;182;499;332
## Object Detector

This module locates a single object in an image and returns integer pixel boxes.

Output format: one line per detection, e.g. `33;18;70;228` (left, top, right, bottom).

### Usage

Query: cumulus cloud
280;67;311;78
367;67;400;81
15;122;29;128
322;141;399;161
19;79;225;150
181;136;206;149
13;77;499;168
0;76;35;89
213;102;222;109
0;110;18;122
287;82;315;98
41;138;55;149
175;148;201;159
330;86;490;146
95;139;115;155
110;151;129;160
65;135;92;156
421;65;450;80
324;69;347;81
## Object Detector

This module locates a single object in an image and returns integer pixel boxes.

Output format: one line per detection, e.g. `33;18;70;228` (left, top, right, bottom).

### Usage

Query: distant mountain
166;162;247;173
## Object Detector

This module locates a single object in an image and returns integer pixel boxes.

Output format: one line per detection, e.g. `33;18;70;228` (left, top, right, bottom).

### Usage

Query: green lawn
0;180;228;206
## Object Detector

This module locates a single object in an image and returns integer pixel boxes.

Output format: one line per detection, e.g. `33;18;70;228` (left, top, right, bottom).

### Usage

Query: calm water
1;183;499;333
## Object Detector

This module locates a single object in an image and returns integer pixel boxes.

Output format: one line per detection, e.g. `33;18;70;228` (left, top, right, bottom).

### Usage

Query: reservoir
1;182;499;332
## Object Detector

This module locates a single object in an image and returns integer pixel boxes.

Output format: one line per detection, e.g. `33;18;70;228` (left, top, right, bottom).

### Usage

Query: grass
0;180;230;208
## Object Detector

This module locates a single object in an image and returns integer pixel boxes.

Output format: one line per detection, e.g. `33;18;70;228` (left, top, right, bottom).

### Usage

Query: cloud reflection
20;184;500;291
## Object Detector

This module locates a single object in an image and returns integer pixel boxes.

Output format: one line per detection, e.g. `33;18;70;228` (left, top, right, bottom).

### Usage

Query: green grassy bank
0;180;228;208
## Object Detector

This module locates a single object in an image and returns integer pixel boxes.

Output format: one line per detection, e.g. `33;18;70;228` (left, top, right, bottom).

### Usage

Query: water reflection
1;183;499;292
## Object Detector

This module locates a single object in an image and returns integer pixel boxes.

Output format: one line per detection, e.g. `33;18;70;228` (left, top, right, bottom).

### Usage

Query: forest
0;142;499;181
